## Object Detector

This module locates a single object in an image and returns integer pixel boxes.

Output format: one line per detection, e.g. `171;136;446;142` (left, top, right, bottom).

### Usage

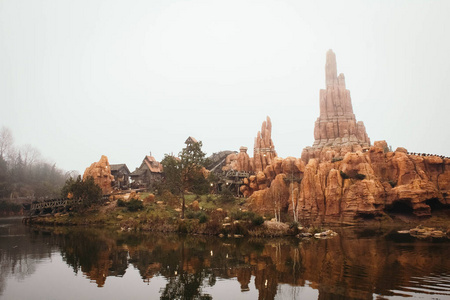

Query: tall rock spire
325;49;338;87
253;116;277;172
312;50;370;149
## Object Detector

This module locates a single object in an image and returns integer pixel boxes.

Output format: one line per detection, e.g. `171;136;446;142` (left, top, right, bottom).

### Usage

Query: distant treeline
0;126;75;200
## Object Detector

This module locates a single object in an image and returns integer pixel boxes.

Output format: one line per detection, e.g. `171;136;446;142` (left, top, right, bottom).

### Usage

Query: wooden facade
110;164;131;190
130;156;163;189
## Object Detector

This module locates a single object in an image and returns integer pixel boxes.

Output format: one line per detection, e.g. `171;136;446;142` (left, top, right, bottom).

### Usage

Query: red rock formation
247;50;450;222
253;116;277;172
302;49;370;163
83;155;114;195
222;147;252;172
250;142;450;221
236;146;252;172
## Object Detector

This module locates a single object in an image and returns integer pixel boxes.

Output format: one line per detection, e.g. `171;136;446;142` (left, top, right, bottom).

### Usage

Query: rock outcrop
236;147;252;172
83;155;115;195
222;116;276;173
247;50;450;222
222;147;252;172
253;116;277;172
250;144;450;222
302;49;370;163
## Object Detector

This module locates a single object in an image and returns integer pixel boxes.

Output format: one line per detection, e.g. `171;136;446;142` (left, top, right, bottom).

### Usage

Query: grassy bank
26;192;300;237
25;192;450;237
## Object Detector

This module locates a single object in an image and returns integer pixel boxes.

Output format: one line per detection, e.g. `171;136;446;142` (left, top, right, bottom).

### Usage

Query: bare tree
20;144;41;166
0;126;13;159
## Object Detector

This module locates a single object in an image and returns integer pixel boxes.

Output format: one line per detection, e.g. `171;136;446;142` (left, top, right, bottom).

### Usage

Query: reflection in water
1;218;449;300
0;218;57;297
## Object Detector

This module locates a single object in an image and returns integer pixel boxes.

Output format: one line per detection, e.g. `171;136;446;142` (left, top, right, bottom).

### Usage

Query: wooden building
185;136;198;145
130;155;163;189
110;164;131;190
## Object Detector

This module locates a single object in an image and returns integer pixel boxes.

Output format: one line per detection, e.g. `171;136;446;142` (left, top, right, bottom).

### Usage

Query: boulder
83;155;115;195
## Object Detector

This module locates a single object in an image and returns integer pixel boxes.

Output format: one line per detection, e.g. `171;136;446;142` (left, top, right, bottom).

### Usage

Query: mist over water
1;217;449;300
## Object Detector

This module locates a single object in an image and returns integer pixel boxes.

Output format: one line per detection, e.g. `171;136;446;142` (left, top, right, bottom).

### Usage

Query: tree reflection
16;225;450;300
160;270;213;300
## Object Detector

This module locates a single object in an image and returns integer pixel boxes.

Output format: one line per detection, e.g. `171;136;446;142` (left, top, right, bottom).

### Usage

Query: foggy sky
1;0;449;173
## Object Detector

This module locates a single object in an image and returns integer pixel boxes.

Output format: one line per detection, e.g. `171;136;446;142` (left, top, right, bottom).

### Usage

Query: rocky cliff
247;50;450;223
249;143;450;223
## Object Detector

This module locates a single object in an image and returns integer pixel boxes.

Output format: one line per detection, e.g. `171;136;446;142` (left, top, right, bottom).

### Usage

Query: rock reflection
7;224;450;300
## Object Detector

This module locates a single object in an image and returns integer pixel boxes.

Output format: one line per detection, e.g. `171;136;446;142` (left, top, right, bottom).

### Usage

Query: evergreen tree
61;176;102;209
161;141;207;219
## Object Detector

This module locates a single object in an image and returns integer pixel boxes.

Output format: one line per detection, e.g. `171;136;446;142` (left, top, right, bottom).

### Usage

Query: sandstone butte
83;155;115;195
232;50;450;223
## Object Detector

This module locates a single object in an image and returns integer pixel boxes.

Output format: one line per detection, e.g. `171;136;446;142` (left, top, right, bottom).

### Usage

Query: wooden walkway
26;194;111;216
28;198;83;215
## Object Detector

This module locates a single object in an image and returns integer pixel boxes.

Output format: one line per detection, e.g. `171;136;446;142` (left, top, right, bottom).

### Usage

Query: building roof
110;164;130;174
185;136;198;145
130;168;145;177
144;156;163;173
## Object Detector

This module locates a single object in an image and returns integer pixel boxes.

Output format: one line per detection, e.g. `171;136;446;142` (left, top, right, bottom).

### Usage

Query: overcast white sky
1;0;449;173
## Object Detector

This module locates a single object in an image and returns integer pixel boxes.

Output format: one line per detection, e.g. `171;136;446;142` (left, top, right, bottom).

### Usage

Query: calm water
1;217;449;300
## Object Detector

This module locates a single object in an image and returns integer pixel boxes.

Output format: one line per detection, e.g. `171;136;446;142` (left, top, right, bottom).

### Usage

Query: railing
407;152;449;159
29;198;83;211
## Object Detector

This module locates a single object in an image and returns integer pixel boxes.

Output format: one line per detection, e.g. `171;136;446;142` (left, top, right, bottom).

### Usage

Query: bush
219;189;235;204
185;210;208;223
185;210;197;219
231;210;257;221
127;199;144;212
198;212;208;224
252;216;265;227
117;198;144;212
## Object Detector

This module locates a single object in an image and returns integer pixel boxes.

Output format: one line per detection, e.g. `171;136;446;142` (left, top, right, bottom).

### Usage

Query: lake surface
1;217;449;300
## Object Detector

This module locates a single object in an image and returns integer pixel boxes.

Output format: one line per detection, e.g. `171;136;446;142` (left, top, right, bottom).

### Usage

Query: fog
1;0;449;173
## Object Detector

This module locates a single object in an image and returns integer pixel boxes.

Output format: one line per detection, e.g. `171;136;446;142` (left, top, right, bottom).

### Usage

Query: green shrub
117;199;126;207
185;210;208;223
252;216;264;226
126;199;144;212
198;212;208;224
185;210;196;219
231;210;256;221
219;189;235;204
127;199;143;212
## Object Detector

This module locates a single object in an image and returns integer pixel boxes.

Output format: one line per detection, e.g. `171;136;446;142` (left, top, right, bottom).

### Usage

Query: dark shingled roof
110;164;130;174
